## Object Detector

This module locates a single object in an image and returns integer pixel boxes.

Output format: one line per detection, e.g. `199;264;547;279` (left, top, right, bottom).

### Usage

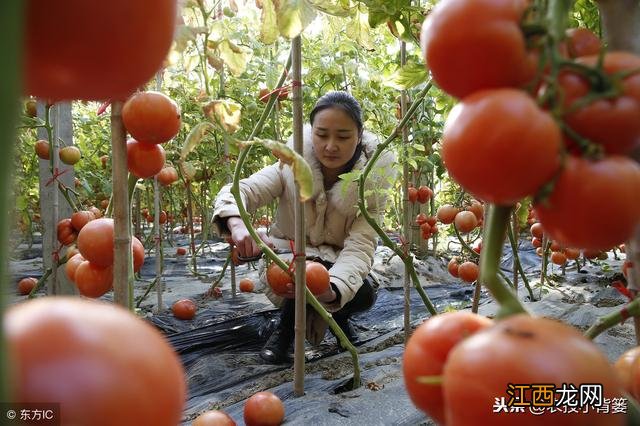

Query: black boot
260;327;294;364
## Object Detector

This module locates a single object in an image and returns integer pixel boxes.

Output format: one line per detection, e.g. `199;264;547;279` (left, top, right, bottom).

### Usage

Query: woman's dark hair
309;91;363;138
310;91;364;172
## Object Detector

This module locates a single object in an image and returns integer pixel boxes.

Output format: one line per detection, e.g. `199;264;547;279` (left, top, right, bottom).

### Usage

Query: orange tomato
5;297;186;426
77;218;114;267
122;91;181;144
239;278;255;293
243;391;285;426
127;139;166;179
172;299;197;320
74;261;113;298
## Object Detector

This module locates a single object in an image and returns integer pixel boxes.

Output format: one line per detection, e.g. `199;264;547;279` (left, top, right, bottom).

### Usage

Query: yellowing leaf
345;12;373;50
218;39;252;77
260;0;279;44
203;100;242;134
276;0;317;39
180;161;198;182
206;52;224;71
308;0;353;17
180;122;214;161
243;138;314;201
384;62;429;90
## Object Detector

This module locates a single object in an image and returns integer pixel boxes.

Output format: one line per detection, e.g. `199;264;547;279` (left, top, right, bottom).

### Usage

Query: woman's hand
227;216;273;258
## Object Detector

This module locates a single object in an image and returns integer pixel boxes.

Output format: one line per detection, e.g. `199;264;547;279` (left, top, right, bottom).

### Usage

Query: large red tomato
558;52;640;155
442;89;562;205
5;297;186;426
132;236;145;273
24;0;177;101
122;91;182;144
77;218;114;267
74;261;113;298
157;166;179;186
305;261;330;296
534;155;640;251
127;139;166;179
403;312;493;424
420;0;534;99
266;263;293;298
443;315;624;425
243;391;285;426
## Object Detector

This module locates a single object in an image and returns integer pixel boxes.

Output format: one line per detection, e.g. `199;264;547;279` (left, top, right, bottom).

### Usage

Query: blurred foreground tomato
24;0;178;101
5;297;186;426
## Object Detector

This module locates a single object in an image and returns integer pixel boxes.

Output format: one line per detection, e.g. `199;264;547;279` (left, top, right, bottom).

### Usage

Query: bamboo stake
291;35;306;397
399;40;411;343
111;101;132;309
154;177;164;313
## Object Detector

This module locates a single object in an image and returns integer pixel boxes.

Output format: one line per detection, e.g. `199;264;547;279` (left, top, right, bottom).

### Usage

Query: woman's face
312;107;360;172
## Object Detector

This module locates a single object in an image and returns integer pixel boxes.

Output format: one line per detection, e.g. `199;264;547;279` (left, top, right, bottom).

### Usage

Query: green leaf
276;0;318;39
218;39;253;77
260;0;279;44
242;138;314;201
181;122;215;161
384;62;428;90
338;170;362;182
408;158;418;170
412;143;426;152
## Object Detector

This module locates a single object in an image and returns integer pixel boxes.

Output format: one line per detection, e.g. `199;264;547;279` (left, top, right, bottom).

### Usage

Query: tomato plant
5;297;186;425
77;218;114;267
443;315;624;425
534;155;640;251
122;91;181;144
420;0;534;99
403;312;493;424
126;139;166;179
24;0;177;101
243;391;285;426
442;89;562;205
172;299;197;320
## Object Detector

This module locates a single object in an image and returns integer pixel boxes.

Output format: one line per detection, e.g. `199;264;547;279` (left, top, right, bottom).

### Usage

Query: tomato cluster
68;217;145;298
408;185;433;204
421;0;640;251
404;312;625;425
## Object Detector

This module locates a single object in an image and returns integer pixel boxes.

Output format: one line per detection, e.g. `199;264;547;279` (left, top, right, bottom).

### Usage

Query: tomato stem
358;83;437;316
506;220;536;300
0;0;24;405
479;205;528;318
584;298;640;339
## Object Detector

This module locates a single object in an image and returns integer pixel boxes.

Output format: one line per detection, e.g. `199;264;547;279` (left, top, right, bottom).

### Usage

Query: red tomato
172;299;197;320
550;251;567;265
563;247;581;260
466;201;484;221
442;89;561;205
127;139;166;179
176;247;187;256
70;210;95;232
122;91;181;144
436;205;459;225
193;410;236;426
77;218;114;267
530;222;545;240
34;140;50;160
243;391;285;426
565;27;602;58
74;261;113;298
531;237;542;248
443;315;624;425
415;213;428;225
614;347;640;397
420;0;533;99
5;297;186;425
132;236;145;273
306;261;330;296
403;312;493;424
57;218;77;246
64;253;85;282
239;278;254;293
24;1;177;101
417;186;432;204
560;52;640;155
534;156;640;251
447;258;460;278
88;206;102;219
157;166;179;186
453;211;478;234
266;263;293;297
17;277;38;296
408;187;418;203
457;262;479;283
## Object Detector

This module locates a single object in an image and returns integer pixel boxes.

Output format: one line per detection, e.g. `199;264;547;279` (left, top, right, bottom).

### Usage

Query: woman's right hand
227;216;273;258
